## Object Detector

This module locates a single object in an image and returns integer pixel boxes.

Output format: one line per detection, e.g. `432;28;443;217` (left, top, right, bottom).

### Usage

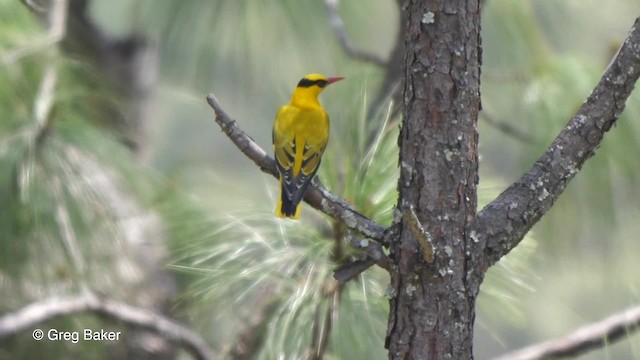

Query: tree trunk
386;1;481;359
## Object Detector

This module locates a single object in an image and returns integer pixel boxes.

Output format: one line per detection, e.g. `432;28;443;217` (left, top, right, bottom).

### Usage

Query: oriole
273;73;344;219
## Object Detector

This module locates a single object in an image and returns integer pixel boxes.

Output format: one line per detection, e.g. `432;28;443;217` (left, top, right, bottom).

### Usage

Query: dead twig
20;0;46;13
480;110;534;144
2;0;68;66
322;0;387;67
0;292;216;360
494;304;640;360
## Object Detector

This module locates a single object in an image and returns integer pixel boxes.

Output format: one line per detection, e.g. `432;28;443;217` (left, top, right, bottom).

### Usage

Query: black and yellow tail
275;178;302;219
275;195;301;219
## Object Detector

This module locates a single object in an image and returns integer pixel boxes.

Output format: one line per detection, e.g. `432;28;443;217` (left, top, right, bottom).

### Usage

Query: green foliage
0;1;183;358
126;0;346;91
321;79;399;225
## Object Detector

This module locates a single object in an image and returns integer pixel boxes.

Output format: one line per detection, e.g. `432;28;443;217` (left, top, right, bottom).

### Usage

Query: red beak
327;76;345;85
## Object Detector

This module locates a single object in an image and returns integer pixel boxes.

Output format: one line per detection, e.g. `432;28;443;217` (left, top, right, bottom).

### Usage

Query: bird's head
292;73;344;103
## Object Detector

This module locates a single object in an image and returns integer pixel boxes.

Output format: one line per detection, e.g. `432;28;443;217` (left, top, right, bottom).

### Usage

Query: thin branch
20;0;46;13
1;0;68;66
480;110;534;144
51;175;87;276
476;17;640;268
307;284;340;360
0;292;216;360
333;233;393;284
28;0;68;144
365;0;404;124
346;234;392;269
223;287;280;360
205;94;387;243
494;304;640;360
333;259;376;284
322;0;387;67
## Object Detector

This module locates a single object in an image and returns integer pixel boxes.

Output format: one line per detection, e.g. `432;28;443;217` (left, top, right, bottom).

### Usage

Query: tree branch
333;233;393;284
223;287;280;360
205;94;387;243
20;0;46;14
2;0;68;66
476;17;640;268
480;110;534;144
494;304;640;360
365;0;405;122
32;0;68;135
321;0;387;67
0;292;215;360
307;284;340;360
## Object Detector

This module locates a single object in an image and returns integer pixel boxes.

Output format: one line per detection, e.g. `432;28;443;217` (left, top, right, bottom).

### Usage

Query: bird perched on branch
273;73;344;219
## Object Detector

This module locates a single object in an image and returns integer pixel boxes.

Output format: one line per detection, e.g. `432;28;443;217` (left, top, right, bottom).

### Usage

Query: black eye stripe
297;78;328;88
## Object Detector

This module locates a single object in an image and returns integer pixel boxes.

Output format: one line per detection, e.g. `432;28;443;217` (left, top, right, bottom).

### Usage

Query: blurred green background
1;0;639;359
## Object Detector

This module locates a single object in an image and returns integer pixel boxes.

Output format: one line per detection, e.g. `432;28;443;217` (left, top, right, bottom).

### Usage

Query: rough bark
386;1;481;359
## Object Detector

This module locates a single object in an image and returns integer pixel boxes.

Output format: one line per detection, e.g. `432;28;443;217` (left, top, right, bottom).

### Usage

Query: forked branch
476;17;640;268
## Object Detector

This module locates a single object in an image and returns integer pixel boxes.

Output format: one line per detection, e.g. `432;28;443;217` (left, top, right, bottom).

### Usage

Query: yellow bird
273;73;344;219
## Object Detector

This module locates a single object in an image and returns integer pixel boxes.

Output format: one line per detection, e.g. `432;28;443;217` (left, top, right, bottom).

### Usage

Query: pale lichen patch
537;188;550;201
342;209;357;228
470;230;479;243
385;283;397;299
421;12;435;24
444;149;453;161
444;245;453;257
405;283;417;296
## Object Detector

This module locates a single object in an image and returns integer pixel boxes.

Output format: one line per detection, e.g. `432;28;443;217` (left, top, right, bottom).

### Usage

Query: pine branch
33;0;68;136
333;230;393;283
205;94;387;243
333;259;376;284
307;284;340;360
494;304;640;360
2;0;68;66
223;287;280;360
20;0;46;13
480;110;534;144
476;17;640;268
0;292;216;360
321;0;387;67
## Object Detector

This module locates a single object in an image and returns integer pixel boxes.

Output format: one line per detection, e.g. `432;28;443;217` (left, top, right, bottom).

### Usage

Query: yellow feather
272;74;343;219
